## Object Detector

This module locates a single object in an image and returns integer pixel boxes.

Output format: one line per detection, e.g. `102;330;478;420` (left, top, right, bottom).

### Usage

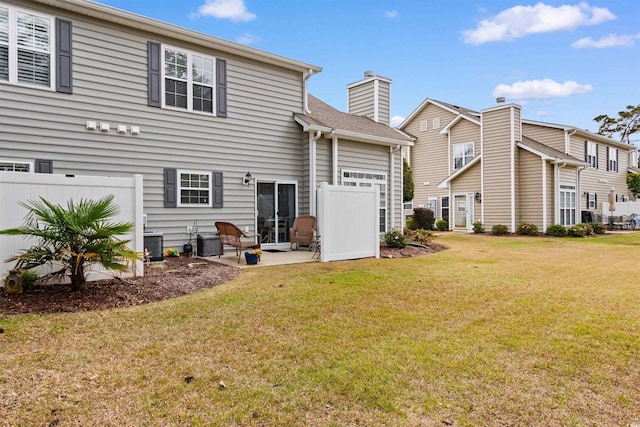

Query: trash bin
197;233;221;257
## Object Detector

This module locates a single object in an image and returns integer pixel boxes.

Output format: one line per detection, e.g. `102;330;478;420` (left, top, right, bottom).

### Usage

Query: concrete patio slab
202;248;319;268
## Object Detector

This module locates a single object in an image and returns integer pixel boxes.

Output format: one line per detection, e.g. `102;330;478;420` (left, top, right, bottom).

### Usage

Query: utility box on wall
197;233;221;257
143;232;164;262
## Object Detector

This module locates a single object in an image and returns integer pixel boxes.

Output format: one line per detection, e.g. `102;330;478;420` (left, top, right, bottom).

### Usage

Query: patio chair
215;221;261;263
289;215;317;250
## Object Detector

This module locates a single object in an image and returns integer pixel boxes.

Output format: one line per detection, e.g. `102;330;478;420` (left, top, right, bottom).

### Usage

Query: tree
403;158;414;203
594;104;640;144
628;173;640;199
0;195;140;291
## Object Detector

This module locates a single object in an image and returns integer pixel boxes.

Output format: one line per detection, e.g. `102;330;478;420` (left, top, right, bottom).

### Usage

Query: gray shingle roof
520;136;585;164
295;95;413;143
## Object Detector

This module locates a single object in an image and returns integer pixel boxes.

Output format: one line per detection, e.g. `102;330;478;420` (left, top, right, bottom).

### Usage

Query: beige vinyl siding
1;1;306;250
545;162;555;227
569;134;631;211
404;103;457;211
377;80;391;126
450;162;480;193
449;119;480;171
517;149;544;228
481;106;515;229
522;123;566;153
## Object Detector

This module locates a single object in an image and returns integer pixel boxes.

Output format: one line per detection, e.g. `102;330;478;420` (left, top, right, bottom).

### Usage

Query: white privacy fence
0;172;144;282
602;200;640;216
317;182;380;262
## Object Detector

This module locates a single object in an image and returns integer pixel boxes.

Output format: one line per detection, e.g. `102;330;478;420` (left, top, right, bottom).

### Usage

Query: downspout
390;144;401;230
565;128;577;155
309;129;321;215
553;160;567;225
542;159;547;231
576;165;585;221
302;69;317;114
332;134;338;184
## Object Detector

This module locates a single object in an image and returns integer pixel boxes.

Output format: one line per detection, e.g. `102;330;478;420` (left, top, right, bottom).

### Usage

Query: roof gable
400;98;479;129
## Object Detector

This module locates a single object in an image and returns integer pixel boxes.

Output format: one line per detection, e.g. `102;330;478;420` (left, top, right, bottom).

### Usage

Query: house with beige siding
0;0;409;254
400;98;636;232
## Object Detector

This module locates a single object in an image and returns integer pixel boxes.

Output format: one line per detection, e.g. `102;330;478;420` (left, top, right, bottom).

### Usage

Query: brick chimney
347;71;392;126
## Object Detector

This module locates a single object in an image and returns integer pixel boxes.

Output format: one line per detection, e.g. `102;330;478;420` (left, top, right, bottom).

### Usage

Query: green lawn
1;232;639;426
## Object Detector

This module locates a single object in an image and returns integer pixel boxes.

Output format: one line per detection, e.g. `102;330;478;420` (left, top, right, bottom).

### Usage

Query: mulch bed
1;243;444;316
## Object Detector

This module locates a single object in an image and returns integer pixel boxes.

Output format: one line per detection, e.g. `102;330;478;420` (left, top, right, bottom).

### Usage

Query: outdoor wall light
243;172;252;186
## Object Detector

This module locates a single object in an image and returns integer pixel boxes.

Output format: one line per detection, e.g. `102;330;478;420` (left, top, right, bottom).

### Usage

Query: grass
1;232;639;426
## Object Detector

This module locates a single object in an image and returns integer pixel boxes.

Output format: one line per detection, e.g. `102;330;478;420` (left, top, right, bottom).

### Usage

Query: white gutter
565;128;577;155
510;106;516;232
553;160;567;225
541;159;547;231
302;69;318;114
390;145;401;230
309;130;322;215
332;135;339;185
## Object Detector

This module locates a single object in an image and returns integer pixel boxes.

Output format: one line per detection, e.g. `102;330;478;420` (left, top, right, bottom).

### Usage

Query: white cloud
195;0;256;22
390;115;405;127
536;110;550;117
385;10;399;19
463;2;615;45
572;33;640;49
492;79;593;99
236;32;260;45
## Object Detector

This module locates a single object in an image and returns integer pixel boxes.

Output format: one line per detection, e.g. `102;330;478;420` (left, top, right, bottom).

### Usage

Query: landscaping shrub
406;217;416;230
491;224;509;235
567;223;593;237
413;208;435;230
472;221;485;234
405;229;433;245
516;223;538;236
384;229;407;248
588;222;606;234
20;269;40;291
435;219;448;231
545;224;567;237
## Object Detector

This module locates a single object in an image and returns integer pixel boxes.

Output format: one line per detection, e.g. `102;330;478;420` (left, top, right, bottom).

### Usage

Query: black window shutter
584;140;588;162
55;19;73;94
595;143;599;169
212;171;223;208
616;150;619;172
148;42;161;107
594;193;597;208
35;159;53;173
606;148;610;171
164;168;177;208
216;58;227;118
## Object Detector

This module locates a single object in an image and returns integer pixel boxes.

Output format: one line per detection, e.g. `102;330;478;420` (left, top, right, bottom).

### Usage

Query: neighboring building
400;98;636;232
0;0;409;252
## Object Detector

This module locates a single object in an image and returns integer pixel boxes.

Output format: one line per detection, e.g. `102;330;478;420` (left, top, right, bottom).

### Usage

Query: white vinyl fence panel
602;200;640;216
0;172;144;283
317;182;380;262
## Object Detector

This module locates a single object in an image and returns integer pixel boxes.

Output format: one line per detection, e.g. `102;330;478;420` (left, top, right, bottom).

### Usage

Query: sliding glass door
257;181;297;246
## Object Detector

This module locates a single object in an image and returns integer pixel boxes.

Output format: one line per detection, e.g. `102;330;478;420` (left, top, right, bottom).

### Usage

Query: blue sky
99;0;639;137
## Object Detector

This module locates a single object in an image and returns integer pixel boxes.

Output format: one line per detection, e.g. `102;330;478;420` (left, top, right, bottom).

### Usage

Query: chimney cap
496;97;506;104
364;70;376;78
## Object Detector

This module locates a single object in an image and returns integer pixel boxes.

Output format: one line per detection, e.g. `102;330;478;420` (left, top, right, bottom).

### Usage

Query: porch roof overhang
437;155;482;189
294;117;414;147
518;137;586;167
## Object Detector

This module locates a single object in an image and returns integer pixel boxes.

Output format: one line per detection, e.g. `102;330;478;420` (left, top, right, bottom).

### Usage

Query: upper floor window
607;147;618;172
164;46;214;114
585;141;598;168
178;170;212;207
432;117;440;129
453;142;474;170
0;4;53;89
419;120;427;131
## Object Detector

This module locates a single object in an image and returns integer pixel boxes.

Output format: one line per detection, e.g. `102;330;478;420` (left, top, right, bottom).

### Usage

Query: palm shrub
545;224;568;237
491;224;510;235
0;195;140;291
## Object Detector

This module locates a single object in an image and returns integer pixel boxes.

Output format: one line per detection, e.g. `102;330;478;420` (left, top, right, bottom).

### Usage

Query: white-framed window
419;120;427;131
403;200;413;210
432;117;440;129
588;192;596;210
178;170;212;207
342;170;387;232
163;46;215;114
560;184;576;226
0;158;33;172
586;141;597;168
441;196;449;225
453;142;474;170
608;147;618;172
0;3;54;89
